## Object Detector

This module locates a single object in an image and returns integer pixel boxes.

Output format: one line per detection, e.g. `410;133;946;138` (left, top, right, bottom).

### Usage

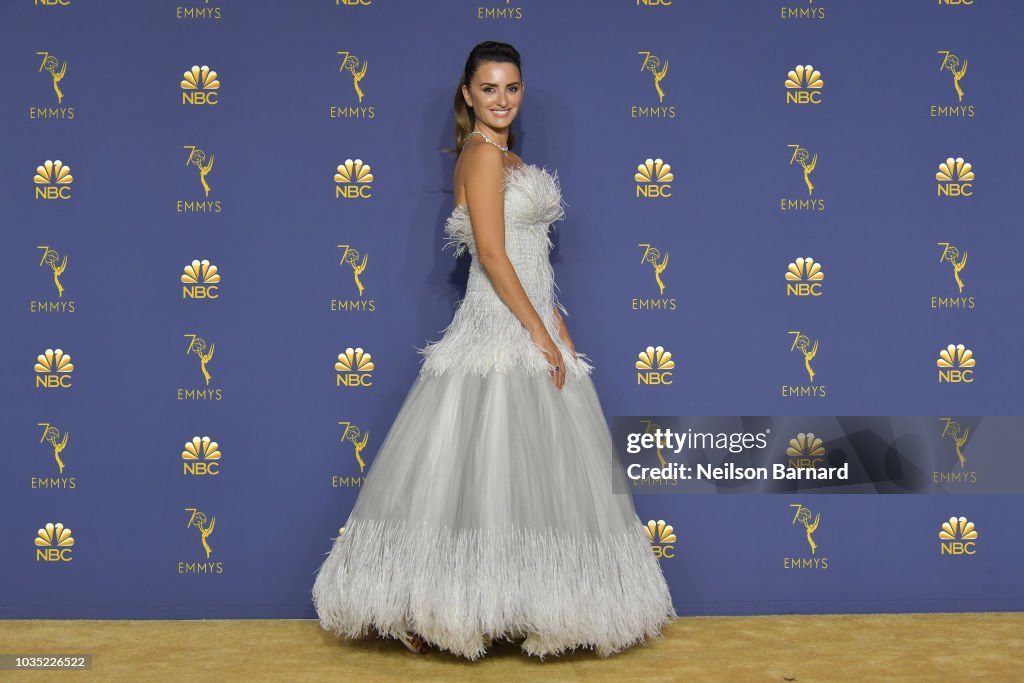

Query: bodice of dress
416;163;594;379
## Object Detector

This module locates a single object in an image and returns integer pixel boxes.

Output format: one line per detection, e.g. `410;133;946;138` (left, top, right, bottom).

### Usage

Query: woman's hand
530;328;565;391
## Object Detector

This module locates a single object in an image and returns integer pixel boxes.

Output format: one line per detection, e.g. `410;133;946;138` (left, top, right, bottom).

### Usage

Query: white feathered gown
311;163;677;660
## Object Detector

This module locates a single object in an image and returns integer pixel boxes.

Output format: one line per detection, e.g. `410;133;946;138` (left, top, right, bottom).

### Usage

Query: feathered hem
311;515;678;661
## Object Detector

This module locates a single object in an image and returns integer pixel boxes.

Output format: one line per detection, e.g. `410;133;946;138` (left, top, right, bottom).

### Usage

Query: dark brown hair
449;41;521;155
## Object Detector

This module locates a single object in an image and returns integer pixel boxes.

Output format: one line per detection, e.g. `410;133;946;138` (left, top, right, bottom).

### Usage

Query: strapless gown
311;163;676;660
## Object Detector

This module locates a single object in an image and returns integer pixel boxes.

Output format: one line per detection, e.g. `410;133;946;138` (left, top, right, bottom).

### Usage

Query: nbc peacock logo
635;158;673;198
939;516;977;556
37;422;73;478
182;435;221;477
785;257;824;297
34;160;73;200
182;259;221;300
336;420;370;485
646;519;676;559
785;65;824;104
35;348;73;389
636;345;675;386
334;159;374;199
937;344;974;383
786;503;828;569
35;522;74;563
336;347;375;388
181;65;220;105
936;157;974;197
333;244;375;312
786;432;826;468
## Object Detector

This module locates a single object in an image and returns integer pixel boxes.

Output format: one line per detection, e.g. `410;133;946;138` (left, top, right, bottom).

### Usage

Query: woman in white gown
312;40;676;660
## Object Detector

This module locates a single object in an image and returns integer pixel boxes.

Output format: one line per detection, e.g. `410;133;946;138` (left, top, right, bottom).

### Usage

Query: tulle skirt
311;367;677;660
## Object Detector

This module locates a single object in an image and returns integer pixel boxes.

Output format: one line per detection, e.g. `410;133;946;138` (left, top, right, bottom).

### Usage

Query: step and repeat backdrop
3;0;1023;618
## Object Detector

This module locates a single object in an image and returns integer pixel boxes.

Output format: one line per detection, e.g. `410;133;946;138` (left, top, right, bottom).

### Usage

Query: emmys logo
635;158;673;198
337;52;369;103
636;345;675;385
335;159;374;199
785;65;823;104
177;146;222;213
35;522;74;563
332;244;375;312
336;347;375;388
646;519;676;559
179;333;222;401
937;344;975;383
787;432;825;468
37;422;72;479
785;504;828;569
936;157;974;197
935;418;976;485
181;508;223;574
939;516;977;556
781;144;824;211
477;0;522;20
331;51;375;119
33;51;73;115
783;332;824;398
31;51;74;119
334;420;370;487
32;245;75;314
34;160;73;200
182;436;221;476
931;50;974;117
632;52;675;119
780;0;825;20
182;259;221;300
35;348;74;389
937;51;968;102
176;0;222;21
181;65;220;105
785;258;824;297
932;242;974;310
632;243;677;311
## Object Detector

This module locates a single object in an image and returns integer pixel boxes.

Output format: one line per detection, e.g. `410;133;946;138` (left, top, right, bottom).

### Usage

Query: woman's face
462;61;523;130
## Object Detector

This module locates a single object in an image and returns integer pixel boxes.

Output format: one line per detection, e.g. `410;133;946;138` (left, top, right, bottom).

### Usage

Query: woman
312;40;676;660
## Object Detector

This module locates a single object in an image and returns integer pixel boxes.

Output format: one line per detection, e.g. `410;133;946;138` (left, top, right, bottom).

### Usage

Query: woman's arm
552;305;576;356
464;144;565;389
464;144;547;338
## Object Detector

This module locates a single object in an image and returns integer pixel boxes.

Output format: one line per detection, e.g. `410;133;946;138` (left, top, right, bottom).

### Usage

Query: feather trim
312;515;678;661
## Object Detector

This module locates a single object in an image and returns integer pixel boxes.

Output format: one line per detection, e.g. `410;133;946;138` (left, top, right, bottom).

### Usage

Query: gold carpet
2;613;1021;682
